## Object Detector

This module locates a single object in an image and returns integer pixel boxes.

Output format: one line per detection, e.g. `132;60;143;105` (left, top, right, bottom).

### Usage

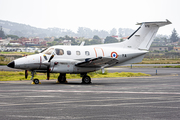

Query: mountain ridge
0;20;134;38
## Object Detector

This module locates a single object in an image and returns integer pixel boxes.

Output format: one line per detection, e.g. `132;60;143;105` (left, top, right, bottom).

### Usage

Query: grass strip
137;58;180;64
0;52;34;55
0;71;150;81
161;65;180;68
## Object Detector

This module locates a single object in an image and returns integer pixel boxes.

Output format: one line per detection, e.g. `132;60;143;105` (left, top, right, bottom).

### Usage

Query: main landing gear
31;71;41;84
57;73;67;83
81;73;91;84
57;73;91;84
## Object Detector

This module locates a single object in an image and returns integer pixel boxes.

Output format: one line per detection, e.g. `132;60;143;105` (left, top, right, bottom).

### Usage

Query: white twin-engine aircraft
7;20;171;84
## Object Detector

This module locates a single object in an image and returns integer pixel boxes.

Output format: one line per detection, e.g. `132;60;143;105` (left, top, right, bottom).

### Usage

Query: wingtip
166;19;172;24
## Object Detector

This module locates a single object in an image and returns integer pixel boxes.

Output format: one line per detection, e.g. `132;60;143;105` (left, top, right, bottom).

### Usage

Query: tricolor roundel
111;52;118;58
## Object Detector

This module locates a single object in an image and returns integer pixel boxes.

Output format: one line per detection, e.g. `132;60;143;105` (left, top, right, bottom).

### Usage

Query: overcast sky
0;0;179;36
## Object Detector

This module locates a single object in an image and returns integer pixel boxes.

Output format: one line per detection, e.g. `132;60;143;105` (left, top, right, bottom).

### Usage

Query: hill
0;20;134;38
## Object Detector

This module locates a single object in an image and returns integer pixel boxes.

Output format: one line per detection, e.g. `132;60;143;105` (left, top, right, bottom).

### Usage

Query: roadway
107;67;180;76
0;68;180;119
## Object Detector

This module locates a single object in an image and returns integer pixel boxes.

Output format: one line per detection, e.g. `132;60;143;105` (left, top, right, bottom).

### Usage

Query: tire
58;75;66;83
33;79;39;84
82;75;91;84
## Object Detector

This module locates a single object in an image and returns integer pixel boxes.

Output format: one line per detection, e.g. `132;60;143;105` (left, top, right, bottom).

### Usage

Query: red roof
112;36;118;38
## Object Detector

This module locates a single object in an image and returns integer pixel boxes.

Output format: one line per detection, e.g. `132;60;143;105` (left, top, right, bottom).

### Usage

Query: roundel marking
111;52;118;58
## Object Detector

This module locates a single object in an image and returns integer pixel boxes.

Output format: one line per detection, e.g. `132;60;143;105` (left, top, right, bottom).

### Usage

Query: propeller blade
48;55;54;62
46;54;54;80
25;70;28;79
47;67;50;80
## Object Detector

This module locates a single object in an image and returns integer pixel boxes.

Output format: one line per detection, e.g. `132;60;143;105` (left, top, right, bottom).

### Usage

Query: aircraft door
94;47;104;57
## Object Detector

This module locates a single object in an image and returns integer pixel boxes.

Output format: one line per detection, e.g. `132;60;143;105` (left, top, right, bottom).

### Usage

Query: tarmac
0;68;180;119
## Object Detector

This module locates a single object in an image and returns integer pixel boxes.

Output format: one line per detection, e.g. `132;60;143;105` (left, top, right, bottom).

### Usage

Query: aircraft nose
7;61;15;68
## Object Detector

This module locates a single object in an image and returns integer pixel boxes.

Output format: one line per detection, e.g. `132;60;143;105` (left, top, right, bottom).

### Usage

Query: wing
75;57;119;68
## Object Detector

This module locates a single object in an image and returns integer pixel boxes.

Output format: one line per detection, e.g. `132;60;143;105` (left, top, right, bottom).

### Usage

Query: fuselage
8;45;147;73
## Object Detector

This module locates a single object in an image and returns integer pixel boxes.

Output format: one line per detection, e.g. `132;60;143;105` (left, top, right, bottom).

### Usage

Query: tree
93;35;101;40
6;35;19;40
120;39;124;42
110;28;117;36
91;35;102;44
77;27;85;37
89;39;100;45
84;39;91;45
0;26;5;39
118;28;123;37
54;38;60;41
104;36;118;43
118;28;134;37
170;28;179;43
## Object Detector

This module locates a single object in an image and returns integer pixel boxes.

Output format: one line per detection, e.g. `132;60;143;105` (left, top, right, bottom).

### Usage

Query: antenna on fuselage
80;41;85;46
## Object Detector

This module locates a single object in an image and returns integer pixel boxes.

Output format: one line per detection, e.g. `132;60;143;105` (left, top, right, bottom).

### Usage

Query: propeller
48;55;54;62
25;70;28;79
46;55;54;80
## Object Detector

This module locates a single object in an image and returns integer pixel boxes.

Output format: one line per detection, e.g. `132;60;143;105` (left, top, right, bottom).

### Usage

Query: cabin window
55;49;64;55
85;51;90;56
76;51;80;55
67;50;71;55
42;48;54;55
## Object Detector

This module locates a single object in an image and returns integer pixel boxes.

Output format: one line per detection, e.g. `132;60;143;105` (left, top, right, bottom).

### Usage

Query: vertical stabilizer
122;19;171;50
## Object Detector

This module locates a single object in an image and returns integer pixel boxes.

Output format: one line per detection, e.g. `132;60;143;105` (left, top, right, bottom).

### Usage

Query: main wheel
33;79;39;84
82;75;91;84
58;74;66;83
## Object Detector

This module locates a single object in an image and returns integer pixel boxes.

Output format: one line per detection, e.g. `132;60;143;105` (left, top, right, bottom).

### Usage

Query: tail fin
122;19;171;50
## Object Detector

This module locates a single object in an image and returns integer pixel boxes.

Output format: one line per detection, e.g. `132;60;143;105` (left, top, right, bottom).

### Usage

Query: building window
76;51;80;55
85;51;90;56
55;49;64;55
67;50;71;55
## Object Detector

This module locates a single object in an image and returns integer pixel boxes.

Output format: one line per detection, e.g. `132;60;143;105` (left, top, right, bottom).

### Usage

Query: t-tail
121;19;172;50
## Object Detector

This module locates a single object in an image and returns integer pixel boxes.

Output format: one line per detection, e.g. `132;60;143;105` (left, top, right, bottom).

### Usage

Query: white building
0;37;11;45
63;40;71;46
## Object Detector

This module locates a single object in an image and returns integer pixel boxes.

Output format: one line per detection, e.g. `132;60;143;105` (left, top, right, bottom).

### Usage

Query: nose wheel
31;71;41;84
33;79;40;84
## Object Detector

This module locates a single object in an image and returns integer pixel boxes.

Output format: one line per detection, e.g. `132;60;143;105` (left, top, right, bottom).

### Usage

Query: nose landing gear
31;71;41;84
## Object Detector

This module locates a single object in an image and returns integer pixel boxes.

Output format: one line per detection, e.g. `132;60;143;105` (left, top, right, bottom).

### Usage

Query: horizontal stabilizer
136;19;172;27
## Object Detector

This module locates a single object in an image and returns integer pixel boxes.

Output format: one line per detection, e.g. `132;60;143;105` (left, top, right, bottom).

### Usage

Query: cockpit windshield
40;48;48;53
42;48;54;55
55;49;64;55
